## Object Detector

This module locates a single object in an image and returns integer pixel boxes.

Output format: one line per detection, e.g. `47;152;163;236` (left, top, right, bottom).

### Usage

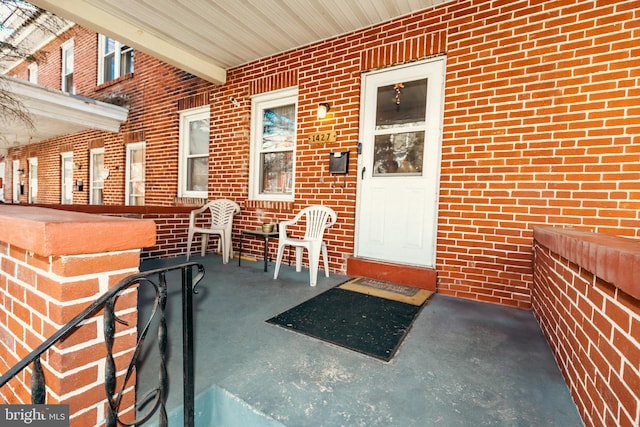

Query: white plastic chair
273;205;337;286
186;199;240;263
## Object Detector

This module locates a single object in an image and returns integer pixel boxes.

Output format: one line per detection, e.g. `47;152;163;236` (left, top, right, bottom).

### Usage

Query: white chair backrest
207;199;240;227
299;205;337;240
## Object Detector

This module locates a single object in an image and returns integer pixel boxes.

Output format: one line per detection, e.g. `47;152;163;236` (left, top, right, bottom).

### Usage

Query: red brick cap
533;226;640;301
0;205;156;256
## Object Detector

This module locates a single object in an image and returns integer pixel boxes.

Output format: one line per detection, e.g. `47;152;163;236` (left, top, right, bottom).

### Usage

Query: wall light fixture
317;102;331;119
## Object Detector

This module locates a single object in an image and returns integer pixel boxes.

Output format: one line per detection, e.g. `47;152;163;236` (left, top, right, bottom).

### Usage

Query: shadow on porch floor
137;254;582;427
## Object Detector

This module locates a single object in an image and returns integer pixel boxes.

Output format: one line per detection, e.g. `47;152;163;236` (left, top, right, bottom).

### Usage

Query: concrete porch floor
137;254;583;427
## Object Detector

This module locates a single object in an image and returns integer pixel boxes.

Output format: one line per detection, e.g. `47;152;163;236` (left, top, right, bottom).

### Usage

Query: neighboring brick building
2;0;640;310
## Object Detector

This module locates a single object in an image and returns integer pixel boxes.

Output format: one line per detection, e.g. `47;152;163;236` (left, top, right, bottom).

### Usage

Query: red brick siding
5;1;640;307
533;229;640;427
0;244;139;426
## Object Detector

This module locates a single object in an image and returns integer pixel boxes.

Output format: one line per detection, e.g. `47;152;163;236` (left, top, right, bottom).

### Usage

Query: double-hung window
125;142;145;206
178;107;209;198
12;160;19;203
28;63;38;84
98;35;134;84
90;148;104;205
249;87;297;201
28;157;37;203
61;152;73;204
61;39;74;93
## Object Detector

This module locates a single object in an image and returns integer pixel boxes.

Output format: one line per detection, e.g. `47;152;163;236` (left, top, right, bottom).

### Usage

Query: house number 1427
308;131;337;144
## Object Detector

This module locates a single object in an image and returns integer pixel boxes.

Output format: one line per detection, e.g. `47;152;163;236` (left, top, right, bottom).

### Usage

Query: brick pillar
0;205;156;427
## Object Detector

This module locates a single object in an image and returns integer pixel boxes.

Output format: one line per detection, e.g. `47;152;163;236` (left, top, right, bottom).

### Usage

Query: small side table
238;229;288;272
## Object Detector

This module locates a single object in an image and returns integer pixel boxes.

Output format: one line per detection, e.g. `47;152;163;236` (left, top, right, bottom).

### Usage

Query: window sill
96;72;134;91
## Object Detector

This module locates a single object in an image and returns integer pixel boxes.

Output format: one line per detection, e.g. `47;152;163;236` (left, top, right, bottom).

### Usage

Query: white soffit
0;75;128;150
29;0;452;85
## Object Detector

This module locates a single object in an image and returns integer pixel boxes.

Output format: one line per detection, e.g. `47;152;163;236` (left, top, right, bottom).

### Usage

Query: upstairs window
98;35;134;84
249;87;297;202
28;63;38;84
61;39;74;93
178;107;209;199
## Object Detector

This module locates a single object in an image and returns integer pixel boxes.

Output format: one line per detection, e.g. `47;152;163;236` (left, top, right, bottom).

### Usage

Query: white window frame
61;39;74;93
28;63;38;84
178;106;209;199
97;35;134;85
249;87;298;202
125;142;145;206
89;148;105;205
61;152;73;205
12;160;20;203
28;157;37;204
0;162;5;202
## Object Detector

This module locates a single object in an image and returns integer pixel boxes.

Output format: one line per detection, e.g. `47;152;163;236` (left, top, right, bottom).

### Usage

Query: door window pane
373;132;425;175
375;79;427;129
373;79;427;176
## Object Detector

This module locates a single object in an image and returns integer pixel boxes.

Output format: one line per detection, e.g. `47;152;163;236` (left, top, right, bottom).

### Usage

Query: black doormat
266;282;431;361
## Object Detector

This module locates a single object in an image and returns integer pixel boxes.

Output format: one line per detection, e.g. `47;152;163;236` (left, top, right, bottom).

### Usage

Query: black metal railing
0;262;205;427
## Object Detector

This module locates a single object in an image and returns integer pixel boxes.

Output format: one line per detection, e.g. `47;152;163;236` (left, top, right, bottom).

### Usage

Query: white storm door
355;58;445;268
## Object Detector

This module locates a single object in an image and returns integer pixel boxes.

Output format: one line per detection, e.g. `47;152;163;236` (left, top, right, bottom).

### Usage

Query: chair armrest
188;204;209;228
278;219;295;239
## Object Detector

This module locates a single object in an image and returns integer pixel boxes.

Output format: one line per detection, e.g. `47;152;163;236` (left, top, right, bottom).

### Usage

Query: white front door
355;58;446;268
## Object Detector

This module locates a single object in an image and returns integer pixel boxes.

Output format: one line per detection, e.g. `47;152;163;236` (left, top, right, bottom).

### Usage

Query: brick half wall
532;226;640;427
0;205;156;426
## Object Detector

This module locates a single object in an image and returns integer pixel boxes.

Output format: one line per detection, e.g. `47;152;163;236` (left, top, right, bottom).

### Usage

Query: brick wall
0;206;156;426
532;226;640;427
5;1;640;306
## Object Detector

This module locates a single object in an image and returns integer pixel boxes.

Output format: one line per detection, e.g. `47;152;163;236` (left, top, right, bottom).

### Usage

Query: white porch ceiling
29;0;452;85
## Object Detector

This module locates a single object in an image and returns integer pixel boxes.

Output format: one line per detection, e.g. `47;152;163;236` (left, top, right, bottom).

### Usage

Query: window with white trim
0;162;5;202
97;35;133;85
61;39;74;93
90;148;104;205
125;142;145;206
28;157;37;203
12;160;19;203
61;152;73;204
178;107;209;198
28;63;38;84
249;87;297;201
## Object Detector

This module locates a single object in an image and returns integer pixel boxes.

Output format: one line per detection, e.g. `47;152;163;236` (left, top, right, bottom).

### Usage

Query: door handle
361;166;366;179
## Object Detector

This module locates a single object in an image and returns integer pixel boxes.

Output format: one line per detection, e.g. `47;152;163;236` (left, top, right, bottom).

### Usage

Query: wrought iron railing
0;262;205;427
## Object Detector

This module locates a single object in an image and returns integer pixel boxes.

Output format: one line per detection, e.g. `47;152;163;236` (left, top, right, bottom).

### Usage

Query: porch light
317;103;330;119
